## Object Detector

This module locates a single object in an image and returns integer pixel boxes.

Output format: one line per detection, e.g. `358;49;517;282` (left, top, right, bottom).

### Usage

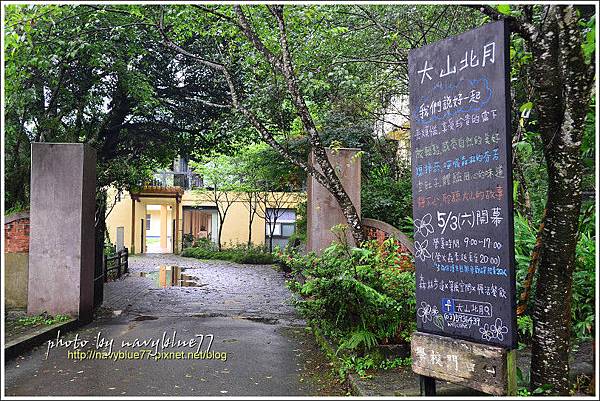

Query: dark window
266;209;296;248
146;214;151;230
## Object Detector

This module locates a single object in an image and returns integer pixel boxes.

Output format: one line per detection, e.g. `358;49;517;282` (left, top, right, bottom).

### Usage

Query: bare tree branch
192;4;237;25
156;7;334;190
158;4;365;242
233;5;284;71
269;5;365;241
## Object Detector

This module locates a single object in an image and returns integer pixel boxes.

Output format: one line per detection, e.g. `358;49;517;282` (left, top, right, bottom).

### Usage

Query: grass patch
18;313;71;327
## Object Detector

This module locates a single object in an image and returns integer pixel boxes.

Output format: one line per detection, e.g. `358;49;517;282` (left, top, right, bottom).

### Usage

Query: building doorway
182;206;219;246
145;204;173;253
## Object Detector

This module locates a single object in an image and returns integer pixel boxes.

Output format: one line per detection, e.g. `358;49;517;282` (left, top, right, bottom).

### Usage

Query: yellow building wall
105;189;134;251
134;198;146;254
106;189;178;254
146;209;161;237
221;200;264;247
106;187;304;253
181;191;303;248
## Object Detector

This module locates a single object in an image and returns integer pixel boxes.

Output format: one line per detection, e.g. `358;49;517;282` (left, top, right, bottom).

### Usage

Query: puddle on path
140;265;207;288
133;315;159;321
233;316;279;325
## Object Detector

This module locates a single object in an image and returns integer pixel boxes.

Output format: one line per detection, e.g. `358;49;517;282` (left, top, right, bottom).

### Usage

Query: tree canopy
4;4;237;207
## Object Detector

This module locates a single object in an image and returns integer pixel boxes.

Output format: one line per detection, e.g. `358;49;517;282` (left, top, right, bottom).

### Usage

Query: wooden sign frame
408;20;517;395
411;332;516;395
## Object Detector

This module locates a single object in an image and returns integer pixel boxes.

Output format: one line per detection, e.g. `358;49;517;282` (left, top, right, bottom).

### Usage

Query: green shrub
284;237;416;356
338;354;411;379
513;213;538;309
103;242;116;256
193;237;216;250
181;243;275;264
514;211;595;342
361;164;413;231
5;202;28;216
517;315;534;349
572;231;595;340
182;233;194;249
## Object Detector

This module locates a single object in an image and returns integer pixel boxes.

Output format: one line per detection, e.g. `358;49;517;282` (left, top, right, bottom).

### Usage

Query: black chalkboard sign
409;21;516;349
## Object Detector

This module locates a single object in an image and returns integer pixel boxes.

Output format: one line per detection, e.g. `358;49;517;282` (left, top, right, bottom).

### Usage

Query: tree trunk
248;217;253;248
217;219;223;251
526;6;593;394
473;4;595;394
530;147;582;394
164;6;366;246
269;213;279;252
265;6;366;245
247;195;256;248
516;208;546;316
513;156;533;225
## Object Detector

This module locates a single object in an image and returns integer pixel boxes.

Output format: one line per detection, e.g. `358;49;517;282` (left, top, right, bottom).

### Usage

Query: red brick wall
5;213;30;253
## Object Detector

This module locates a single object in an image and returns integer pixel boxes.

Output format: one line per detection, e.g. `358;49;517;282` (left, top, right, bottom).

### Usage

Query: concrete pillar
160;205;168;250
210;211;219;245
167;207;173;249
28;143;96;322
306;148;361;253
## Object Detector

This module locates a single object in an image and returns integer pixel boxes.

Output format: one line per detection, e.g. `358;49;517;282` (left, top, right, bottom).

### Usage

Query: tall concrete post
160;204;168;250
306;148;361;253
28;143;96;322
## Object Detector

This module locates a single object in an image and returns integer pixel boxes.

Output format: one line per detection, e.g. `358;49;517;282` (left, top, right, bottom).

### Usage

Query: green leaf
519;101;533;113
582;25;595;62
433;314;444;330
497;5;511;15
515;141;533;157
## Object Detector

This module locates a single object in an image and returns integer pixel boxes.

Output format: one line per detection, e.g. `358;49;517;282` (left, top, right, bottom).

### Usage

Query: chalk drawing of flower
414;240;432;261
490;318;509;341
414;213;434;238
417;301;433;323
480;318;509;342
479;324;493;341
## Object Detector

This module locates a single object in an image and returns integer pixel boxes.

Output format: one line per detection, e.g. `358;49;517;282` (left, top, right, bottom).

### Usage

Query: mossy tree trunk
474;4;595;394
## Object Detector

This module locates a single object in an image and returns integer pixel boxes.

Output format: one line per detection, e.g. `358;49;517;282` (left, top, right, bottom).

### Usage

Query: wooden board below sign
411;331;516;395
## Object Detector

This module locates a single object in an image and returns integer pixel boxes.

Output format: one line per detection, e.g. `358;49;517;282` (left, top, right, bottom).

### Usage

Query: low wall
362;217;414;255
4;212;30;309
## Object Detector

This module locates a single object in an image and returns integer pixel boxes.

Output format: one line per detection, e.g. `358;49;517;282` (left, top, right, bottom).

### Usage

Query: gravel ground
4;254;346;396
103;254;302;324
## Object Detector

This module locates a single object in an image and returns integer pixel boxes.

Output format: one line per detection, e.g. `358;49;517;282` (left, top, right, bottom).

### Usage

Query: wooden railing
104;248;129;282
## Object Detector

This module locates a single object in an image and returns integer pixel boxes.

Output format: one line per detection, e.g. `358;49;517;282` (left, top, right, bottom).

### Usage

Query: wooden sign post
408;20;517;395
